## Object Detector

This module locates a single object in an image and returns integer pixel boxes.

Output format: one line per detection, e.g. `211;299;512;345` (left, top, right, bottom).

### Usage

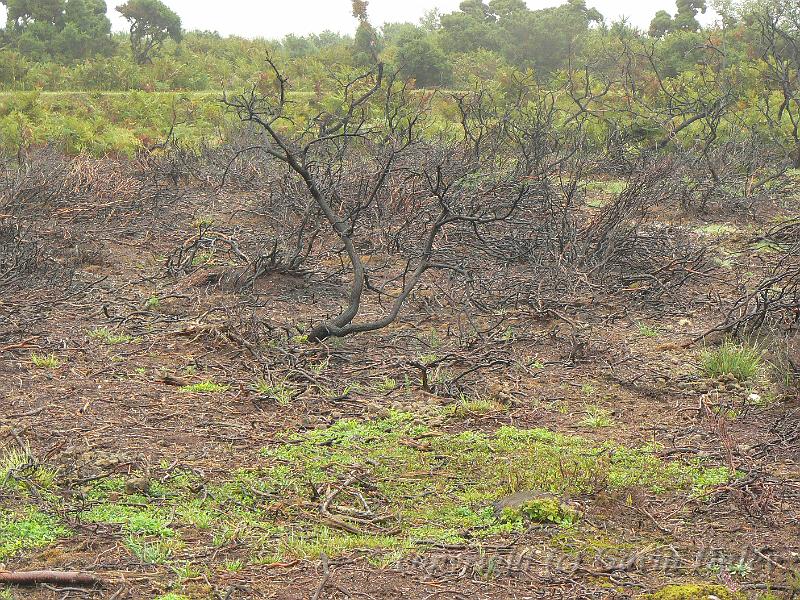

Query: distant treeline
1;0;799;169
0;0;743;91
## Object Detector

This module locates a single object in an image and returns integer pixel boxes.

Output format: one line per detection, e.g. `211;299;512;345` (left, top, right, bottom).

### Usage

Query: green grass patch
0;507;67;560
178;381;229;394
247;413;731;556
125;535;182;564
751;239;786;254
0;447;58;490
252;379;295;405
586;179;626;196
700;340;764;381
636;322;660;338
696;223;738;237
498;497;579;528
645;583;745;599
446;394;506;416
580;405;614;428
30;353;61;369
73;415;733;564
89;327;134;345
82;501;175;537
374;377;399;393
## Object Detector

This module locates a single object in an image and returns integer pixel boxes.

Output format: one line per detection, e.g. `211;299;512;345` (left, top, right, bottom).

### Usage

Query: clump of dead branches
720;225;800;335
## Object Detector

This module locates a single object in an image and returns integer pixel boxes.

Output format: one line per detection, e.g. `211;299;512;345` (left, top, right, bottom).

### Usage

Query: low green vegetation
700;340;764;381
696;224;738;237
30;352;61;369
580;405;614;428
125;535;182;564
636;322;661;338
0;91;227;156
447;393;506;416
178;380;229;394
90;327;134;345
0;452;66;559
498;497;580;528
586;179;626;196
252;379;295;405
0;507;67;560
0;415;734;567
374;377;399;393
645;583;745;599
0;447;58;490
70;419;734;565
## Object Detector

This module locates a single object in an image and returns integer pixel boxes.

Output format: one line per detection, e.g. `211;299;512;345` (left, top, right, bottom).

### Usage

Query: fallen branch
0;571;101;587
310;554;331;600
0;337;38;354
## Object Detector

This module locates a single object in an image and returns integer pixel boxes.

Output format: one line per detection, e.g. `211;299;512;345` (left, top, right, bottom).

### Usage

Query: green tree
1;0;112;61
459;0;495;21
116;0;182;64
496;0;603;74
351;0;380;66
439;2;500;54
393;27;451;87
58;0;114;60
1;0;64;60
2;0;65;29
648;1;706;37
489;0;527;21
419;8;441;32
674;0;707;31
649;10;674;37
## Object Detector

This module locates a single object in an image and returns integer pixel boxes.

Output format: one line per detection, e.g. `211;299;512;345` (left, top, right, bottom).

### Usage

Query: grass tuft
179;381;229;394
700;340;763;381
499;498;579;528
0;447;58;490
125;535;180;564
0;508;67;560
636;322;660;338
580;406;614;428
89;327;134;345
374;377;398;393
252;379;294;405
448;393;505;416
30;353;60;369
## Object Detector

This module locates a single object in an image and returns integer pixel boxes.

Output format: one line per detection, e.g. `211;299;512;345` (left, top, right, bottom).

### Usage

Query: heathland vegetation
1;1;799;598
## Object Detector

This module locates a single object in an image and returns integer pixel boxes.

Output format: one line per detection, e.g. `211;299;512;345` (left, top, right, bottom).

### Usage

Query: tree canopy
117;0;182;64
0;0;113;61
649;0;707;37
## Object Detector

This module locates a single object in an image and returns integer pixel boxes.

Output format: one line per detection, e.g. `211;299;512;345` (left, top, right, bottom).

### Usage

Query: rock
125;477;151;495
493;490;559;515
493;491;580;525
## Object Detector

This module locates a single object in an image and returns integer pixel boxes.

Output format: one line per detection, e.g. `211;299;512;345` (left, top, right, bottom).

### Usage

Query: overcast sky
2;1;720;39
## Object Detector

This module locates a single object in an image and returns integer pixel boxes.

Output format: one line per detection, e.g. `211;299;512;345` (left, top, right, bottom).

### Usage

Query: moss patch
74;414;733;564
178;381;229;394
644;583;745;599
0;507;67;560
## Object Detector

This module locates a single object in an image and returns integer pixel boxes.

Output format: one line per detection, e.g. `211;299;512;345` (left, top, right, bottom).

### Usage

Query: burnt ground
0;154;799;599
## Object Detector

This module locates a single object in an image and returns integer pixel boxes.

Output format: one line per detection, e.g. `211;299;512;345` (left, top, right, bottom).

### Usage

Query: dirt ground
1;155;799;599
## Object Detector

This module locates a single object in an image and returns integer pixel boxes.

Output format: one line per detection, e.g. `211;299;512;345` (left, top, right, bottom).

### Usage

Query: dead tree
223;61;563;342
751;0;800;168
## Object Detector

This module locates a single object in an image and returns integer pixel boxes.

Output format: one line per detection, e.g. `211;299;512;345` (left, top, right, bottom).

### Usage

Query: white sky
1;1;720;39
